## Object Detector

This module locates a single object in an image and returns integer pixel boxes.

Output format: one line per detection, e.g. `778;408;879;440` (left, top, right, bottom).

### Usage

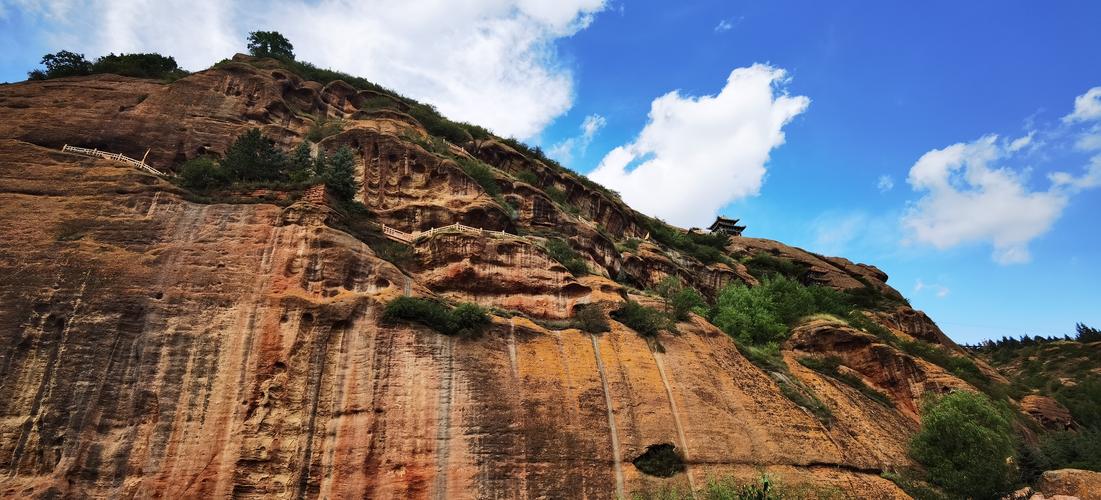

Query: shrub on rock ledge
383;297;490;338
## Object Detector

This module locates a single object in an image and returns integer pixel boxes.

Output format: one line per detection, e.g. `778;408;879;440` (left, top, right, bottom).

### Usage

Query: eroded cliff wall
0;141;918;498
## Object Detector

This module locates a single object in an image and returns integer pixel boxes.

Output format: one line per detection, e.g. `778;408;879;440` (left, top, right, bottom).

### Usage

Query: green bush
306;116;343;142
222;128;287;181
633;473;806;500
287;142;315;182
27;50;91;80
382;297;490;338
544;186;570;206
654;277;705;321
909;391;1015;499
612;301;670;337
324;146;357;201
515;170;540;186
451;303;492;337
545;238;588;275
91;52;186;80
456;157;500;197
743;253;807;281
711;282;788;345
178;157;229;190
571;304;610;333
644;218;730;265
408;104;473;144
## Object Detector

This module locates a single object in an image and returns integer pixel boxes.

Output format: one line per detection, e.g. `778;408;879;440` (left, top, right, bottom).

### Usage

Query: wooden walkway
381;223;510;245
62;144;167;176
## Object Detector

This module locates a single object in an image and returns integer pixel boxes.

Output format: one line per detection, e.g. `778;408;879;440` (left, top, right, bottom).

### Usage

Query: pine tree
314;150;328;178
1077;323;1101;342
222;128;286;182
324;146;357;201
288;142;313;182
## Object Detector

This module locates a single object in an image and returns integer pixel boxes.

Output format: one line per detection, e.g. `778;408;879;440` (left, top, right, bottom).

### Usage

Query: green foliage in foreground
633;473;833;500
909;391;1015;499
382;297;490;338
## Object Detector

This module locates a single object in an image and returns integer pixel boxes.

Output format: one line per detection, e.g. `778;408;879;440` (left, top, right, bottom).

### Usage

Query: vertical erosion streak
652;349;696;493
591;335;625;499
295;323;334;500
507;319;519;380
434;336;454;500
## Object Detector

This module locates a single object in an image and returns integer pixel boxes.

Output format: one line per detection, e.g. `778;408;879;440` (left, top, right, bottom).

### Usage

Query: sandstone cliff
0;56;1010;498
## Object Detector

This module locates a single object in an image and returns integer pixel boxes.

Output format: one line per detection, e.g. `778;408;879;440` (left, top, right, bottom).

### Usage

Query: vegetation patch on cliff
798;355;893;407
612;301;671;337
544;237;589;275
382;297;491;338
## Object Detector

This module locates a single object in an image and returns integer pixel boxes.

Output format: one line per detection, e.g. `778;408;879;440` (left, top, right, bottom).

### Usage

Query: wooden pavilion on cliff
708;216;746;236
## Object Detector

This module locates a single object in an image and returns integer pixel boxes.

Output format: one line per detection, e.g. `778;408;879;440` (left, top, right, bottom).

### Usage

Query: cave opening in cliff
632;443;685;477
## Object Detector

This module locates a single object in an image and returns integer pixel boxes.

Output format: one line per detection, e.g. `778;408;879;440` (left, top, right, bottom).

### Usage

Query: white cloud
548;113;606;165
914;279;950;298
1008;131;1034;152
1075;125;1101;151
1049;154;1101;190
903;87;1101;265
714;16;743;33
588;64;809;227
877;174;895;193
900;135;1100;265
12;0;607;139
1064;86;1101;123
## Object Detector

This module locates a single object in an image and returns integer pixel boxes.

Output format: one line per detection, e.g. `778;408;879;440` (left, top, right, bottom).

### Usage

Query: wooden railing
416;223;510;239
380;222;511;245
62;144;167;177
381;224;413;243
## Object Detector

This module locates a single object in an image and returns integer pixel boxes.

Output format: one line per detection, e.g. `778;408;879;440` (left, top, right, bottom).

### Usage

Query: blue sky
2;1;1099;343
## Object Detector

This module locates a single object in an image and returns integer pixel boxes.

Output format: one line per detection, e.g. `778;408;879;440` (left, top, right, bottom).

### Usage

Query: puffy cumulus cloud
1064;86;1101;123
588;64;809;227
548;113;606;165
904;86;1101;265
901;135;1099;265
11;0;607;139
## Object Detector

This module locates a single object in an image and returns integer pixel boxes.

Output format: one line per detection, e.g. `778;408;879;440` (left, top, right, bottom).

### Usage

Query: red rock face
0;140;916;498
0;63;989;498
1021;395;1077;431
787;319;975;420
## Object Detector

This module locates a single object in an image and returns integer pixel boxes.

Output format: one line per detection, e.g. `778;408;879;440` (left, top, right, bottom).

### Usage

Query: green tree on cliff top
247;31;295;60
